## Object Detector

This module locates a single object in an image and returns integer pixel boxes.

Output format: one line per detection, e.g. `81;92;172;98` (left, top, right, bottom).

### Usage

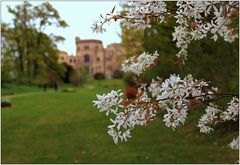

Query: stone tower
58;36;122;78
75;37;105;76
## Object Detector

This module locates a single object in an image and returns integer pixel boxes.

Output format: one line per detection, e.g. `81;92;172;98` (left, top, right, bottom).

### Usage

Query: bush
69;68;88;86
1;100;11;108
69;71;81;86
94;73;105;80
1;92;14;96
62;63;75;84
113;70;123;79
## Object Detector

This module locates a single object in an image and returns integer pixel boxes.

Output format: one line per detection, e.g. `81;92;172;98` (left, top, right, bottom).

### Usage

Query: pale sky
1;1;122;55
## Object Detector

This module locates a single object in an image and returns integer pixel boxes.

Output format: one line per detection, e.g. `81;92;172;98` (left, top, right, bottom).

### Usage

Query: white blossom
173;1;238;60
163;105;188;130
120;1;167;30
93;90;123;116
148;77;162;98
97;84;158;143
107;103;156;143
108;127;132;144
155;74;209;129
108;127;122;144
122;51;159;76
229;136;239;150
209;3;239;43
157;74;208;102
198;104;221;133
109;112;126;130
221;97;239;121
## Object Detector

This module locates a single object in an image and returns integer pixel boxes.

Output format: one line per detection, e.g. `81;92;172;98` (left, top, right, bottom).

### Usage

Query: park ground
1;79;239;163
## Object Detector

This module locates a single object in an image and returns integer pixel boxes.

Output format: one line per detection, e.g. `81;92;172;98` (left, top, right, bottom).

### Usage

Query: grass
1;79;239;163
1;84;41;95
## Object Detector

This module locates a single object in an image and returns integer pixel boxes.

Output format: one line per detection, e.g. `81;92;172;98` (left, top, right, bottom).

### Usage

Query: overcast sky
2;1;122;55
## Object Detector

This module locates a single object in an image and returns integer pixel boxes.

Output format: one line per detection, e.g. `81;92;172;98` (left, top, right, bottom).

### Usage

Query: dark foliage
94;73;105;80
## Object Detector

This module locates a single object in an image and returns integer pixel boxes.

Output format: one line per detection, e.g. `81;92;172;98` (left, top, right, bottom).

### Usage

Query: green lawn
1;79;239;163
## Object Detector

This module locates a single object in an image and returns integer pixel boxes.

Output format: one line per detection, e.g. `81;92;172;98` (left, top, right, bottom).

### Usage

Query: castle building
58;37;122;78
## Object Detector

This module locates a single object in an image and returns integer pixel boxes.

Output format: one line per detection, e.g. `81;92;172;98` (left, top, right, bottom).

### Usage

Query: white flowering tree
92;1;239;150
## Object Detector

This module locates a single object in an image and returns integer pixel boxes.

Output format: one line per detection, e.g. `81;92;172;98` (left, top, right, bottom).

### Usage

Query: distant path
2;92;42;99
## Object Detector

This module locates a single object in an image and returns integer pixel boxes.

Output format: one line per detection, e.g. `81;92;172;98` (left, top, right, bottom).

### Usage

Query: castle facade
58;37;122;78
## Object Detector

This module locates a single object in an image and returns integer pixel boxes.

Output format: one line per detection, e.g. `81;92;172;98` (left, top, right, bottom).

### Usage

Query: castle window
61;57;64;60
70;59;72;63
84;46;89;50
96;57;100;62
84;54;90;63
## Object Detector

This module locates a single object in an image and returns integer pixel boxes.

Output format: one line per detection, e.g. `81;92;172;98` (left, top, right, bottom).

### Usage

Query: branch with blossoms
92;1;239;151
91;1;239;63
93;52;239;146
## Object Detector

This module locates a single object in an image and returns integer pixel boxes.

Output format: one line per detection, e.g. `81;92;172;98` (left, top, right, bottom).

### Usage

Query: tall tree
1;1;68;84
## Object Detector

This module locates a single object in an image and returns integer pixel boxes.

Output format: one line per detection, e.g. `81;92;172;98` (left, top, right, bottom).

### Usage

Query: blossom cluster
173;1;239;60
92;0;239;152
121;1;167;30
197;104;221;133
198;97;239;134
229;136;239;150
93;63;238;146
152;74;209;129
93;74;218;143
221;97;239;121
93;90;123;116
122;51;159;76
94;84;157;144
92;1;239;62
94;74;238;153
197;97;239;149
